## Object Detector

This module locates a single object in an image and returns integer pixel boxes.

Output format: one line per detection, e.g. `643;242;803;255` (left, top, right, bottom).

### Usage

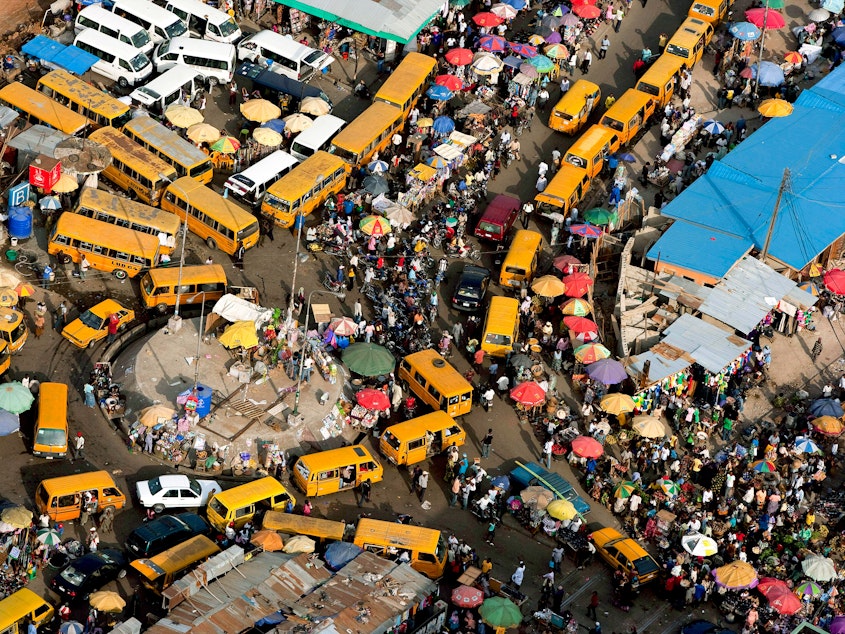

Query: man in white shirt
628;493;641;514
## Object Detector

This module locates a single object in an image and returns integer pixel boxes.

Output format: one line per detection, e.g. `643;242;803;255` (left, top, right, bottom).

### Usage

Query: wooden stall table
457;566;482;586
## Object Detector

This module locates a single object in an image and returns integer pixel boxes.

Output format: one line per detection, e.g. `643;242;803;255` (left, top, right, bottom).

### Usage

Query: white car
135;475;222;513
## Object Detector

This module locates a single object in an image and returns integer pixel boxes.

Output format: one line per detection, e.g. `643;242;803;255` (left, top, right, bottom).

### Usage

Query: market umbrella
562;272;594;298
39;195;61;210
452;585;485;608
0;409;19;436
473;12;504;27
282;113;313;133
808;7;831;20
52;173;79;193
544;43;569;59
330;317;358;336
631;415;666;438
186;123;221;144
553;253;580;270
701;119;724;135
368;160;389;174
0;288;17;307
426;85;454;101
795;581;823;597
89;591;125;612
682;533;719;557
0;506;30;529
518;63;540;80
491;3;518;19
794;436;821;454
750;61;785;87
784;51;804;64
510;381;546;407
798;281;820;296
812;415;844;436
479;34;508;52
343;343;395;376
362;175;390;196
471;53;505;75
573;3;601;17
241;99;282;123
357;388;390;410
541;14;563;30
284;534;316;553
745;8;785;28
531;275;566;298
802;555;837;581
385;204;415;226
758;98;793;118
435;74;464;91
587;358;627;385
658;478;681;497
502;54;524;69
299;96;331;116
574;343;611;364
824;0;844;12
164;104;203;127
569;223;604;238
763;0;784;6
479;597;522;629
445;47;474;66
751;459;777;472
528;54;555;73
261;118;286;133
138;405;177;428
545;31;563;43
432;116;455;134
563;316;598;333
769;591;802;615
757;577;791;597
359;215;392;236
559;13;580;26
210;136;241;154
490;475;511;490
613;481;636;499
527;34;545;45
509;354;533;369
729;21;762;40
713;561;758;589
252;127;283;147
824;268;845;293
546;499;577;521
600;393;635;415
36;527;61;546
509;42;538;58
583;207;617;225
504;0;527;8
571;435;603;458
520;485;555;509
560;298;592;316
250;529;284;551
219;321;259;349
426;156;449;169
0;382;34;414
830;616;845;634
60;623;85;634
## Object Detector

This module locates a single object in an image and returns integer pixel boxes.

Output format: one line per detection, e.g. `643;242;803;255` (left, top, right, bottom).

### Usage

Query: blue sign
8;182;29;210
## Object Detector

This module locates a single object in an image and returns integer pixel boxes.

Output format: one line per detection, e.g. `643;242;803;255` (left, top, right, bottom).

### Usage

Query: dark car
50;548;126;600
451;265;491;312
681;620;736;634
125;512;210;558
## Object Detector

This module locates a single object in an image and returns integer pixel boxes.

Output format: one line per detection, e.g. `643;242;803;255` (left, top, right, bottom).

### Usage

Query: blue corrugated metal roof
646;221;753;280
662;314;751;373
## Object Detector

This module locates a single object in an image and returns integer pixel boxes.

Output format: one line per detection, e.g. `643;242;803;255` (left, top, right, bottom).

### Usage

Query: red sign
29;157;61;192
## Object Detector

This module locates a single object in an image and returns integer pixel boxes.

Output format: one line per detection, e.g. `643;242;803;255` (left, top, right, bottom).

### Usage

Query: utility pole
759;168;789;263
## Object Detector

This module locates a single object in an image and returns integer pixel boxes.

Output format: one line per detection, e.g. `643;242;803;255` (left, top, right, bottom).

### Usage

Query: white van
153;37;236;87
130;64;204;115
237;30;334;82
290;114;345;161
111;0;187;44
224;149;299;208
75;5;154;54
159;0;241;43
74;30;153;88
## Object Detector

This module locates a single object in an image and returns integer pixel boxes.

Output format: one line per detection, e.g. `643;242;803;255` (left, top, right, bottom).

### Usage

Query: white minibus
237;30;333;82
290;114;345;161
130;64;204;115
159;0;241;43
153;37;236;87
224;149;299;208
111;0;187;43
74;5;154;54
74;30;153;88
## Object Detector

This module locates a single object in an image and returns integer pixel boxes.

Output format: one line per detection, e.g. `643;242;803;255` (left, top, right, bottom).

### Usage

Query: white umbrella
809;7;831;20
682;533;719;557
802;555;837;581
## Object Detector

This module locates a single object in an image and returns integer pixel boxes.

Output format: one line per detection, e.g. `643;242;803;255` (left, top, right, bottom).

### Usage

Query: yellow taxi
590;526;660;584
62;299;135;348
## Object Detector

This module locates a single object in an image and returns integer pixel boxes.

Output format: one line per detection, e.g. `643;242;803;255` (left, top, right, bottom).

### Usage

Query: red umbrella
473;12;505;27
435;74;463;91
571;0;598;5
356;388;390;410
768;589;802;615
553;254;581;272
562;272;594;298
510;381;547;407
573;4;602;18
563;316;598;333
757;577;791;597
445;48;474;66
740;67;755;79
571;435;604;458
824;269;845;294
745;8;786;28
451;585;484;608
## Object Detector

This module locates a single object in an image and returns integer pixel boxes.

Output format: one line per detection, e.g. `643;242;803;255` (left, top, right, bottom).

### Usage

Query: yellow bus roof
209;476;288;507
0;82;88;134
265;151;346;202
53;213;161;258
75;187;181;234
535;163;588;208
262;511;346;540
566;125;617;156
168;177;258;231
145;263;225;285
373;52;437;107
330;102;403;156
552;79;599;114
603;89;653;122
38;470;116;495
89;126;177;180
0;588;50;628
637;55;684;88
0;308;23;331
355;518;441;552
38;69;130;120
298;445;379;470
123;115;209;166
509;229;543;250
383;411;458;440
130;534;220;581
485;295;519;329
402;349;473;395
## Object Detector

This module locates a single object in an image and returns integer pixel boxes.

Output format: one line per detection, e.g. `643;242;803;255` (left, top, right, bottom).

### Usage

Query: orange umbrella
563;316;598;333
510;381;547;407
813;415;844;436
14;282;35;298
784;51;803;64
562;272;594;298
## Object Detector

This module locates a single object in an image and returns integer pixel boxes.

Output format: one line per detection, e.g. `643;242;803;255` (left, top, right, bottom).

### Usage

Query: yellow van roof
209;476;287;506
130;534;220;580
567;126;617;156
0;589;49;627
552;79;599;114
510;229;543;250
535;163;588;208
485;295;519;332
355;518;441;552
298;445;378;469
638;54;684;84
383;411;458;441
0;308;22;331
262;511;346;540
39;471;116;495
146;264;226;285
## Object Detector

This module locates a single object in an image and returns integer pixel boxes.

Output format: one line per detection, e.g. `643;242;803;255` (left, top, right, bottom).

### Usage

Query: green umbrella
342;343;396;377
763;0;785;7
479;597;523;629
0;382;34;414
583;207;618;225
528;54;555;73
37;527;62;546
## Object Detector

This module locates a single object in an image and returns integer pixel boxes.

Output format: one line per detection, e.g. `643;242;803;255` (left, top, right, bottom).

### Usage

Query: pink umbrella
452;585;485;608
571;435;603;458
824;268;845;294
573;4;601;18
745;8;786;28
435;74;463;91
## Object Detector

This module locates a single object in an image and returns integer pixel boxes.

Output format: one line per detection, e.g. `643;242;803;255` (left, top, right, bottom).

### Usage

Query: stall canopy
21;35;99;75
236;62;330;104
206;294;273;332
273;0;443;43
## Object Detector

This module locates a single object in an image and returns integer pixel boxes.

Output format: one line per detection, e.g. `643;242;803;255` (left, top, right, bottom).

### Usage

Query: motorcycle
402;396;417;419
323;273;346;296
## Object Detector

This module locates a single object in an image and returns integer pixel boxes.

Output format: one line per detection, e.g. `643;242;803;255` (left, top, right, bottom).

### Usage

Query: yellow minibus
293;445;384;498
130;534;221;594
373;52;437;116
161;176;259;254
0;589;54;633
499;229;543;288
89;126;177;206
0;341;9;375
534;163;592;218
665;18;714;67
261;151;347;228
36;69;131;130
0;309;28;353
688;0;732;24
599;89;656;146
354;518;447;579
49;213;160;279
0;82;89;136
398;349;473;418
262;511;346;542
379;411;466;466
328;101;404;169
481;296;520;357
140;264;227;312
32;382;69;459
36;471;126;522
122;115;213;184
548;79;600;135
562;125;621;179
73;187;180;254
635;54;684;107
206;477;295;530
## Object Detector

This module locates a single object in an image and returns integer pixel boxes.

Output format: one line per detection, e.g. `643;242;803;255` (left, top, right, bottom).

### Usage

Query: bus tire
207;77;219;88
153;503;165;514
206;237;217;250
113;269;128;280
156;303;168;314
118;76;129;89
58;253;72;265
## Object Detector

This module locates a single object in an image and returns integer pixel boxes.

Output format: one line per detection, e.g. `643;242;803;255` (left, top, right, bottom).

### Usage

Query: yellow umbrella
561;298;593;315
528;34;546;45
250;529;285;551
359;215;392;236
0;287;17;307
417;117;434;128
283;113;313;134
813;415;844;436
252;127;283;147
758;98;793;118
138;405;177;428
186;123;221;144
300;96;331;116
713;560;758;589
51;173;79;193
240;98;282;123
0;506;31;529
165;104;203;128
531;275;566;298
631;415;666;438
545;499;577;521
600;393;635;415
14;282;36;298
89;591;126;612
219;321;259;349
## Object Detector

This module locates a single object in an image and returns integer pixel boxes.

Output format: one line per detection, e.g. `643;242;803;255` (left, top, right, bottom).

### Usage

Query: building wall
653;262;718;287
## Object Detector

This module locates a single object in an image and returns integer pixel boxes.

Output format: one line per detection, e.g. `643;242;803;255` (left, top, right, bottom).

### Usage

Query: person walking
234;241;245;270
482;386;495;412
587;590;600;620
72;431;85;462
599;36;610;59
511;561;526;589
812;337;823;360
450;476;462;507
34;310;45;339
580;50;592;74
54;301;67;333
551;545;564;571
543;438;554;469
79;255;90;280
106;314;120;345
481;428;493;458
357;479;371;506
613;8;624;32
521;201;534;229
99;506;115;533
417;470;429;501
41;264;53;290
84;381;96;408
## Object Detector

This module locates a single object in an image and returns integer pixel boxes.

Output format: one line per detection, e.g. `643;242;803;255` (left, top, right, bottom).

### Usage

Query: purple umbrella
830;616;845;634
586;358;628;385
569;223;604;238
479;34;507;52
546;31;562;43
509;42;538;57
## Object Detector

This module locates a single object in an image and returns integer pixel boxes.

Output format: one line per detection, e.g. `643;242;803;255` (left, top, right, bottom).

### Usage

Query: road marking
559;575;599;610
641;602;672;633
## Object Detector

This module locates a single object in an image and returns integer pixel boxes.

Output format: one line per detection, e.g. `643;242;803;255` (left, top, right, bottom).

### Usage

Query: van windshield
36;428;66;447
142;275;154;295
666;44;690;58
165;21;187;38
208;497;228;518
477;221;501;234
131;30;152;48
381;431;400;451
484;333;512;346
304;50;324;65
691;2;714;14
219;18;239;36
130;52;151;72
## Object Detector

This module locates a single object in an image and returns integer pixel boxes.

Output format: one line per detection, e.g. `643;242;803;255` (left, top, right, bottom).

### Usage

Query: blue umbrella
824;0;844;12
432;116;455;134
551;4;570;15
504;0;526;9
502;55;523;69
730;21;762;40
490;475;511;490
261;118;286;133
368;160;389;174
479;34;508;52
324;541;363;570
426;155;449;169
426;84;454;101
39;195;61;210
794;436;821;454
833;26;845;46
808;397;843;417
752;61;785;87
702;119;725;135
613;152;636;162
0;409;19;436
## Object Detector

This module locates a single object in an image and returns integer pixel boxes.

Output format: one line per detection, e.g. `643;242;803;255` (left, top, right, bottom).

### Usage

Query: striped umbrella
795;580;822;597
574;342;610;363
794;436;821;453
210;136;241;154
435;74;464;91
509;42;538;57
426;155;449;169
613;481;636;499
560;298;592;316
490;3;517;19
528;34;546;45
478;34;508;52
36;527;62;545
359;215;392;236
544;43;569;59
751;459;777;472
658;478;681;497
368;160;389;174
